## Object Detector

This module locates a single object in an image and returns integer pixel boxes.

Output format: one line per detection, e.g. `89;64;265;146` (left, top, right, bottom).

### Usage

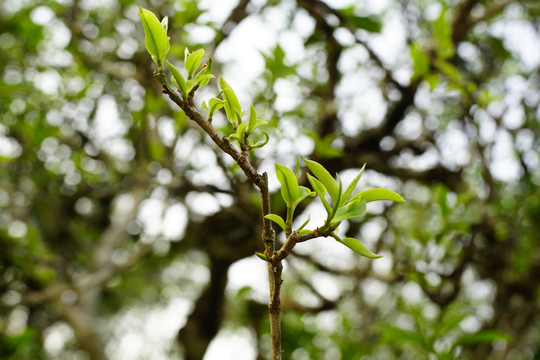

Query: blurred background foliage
1;0;539;359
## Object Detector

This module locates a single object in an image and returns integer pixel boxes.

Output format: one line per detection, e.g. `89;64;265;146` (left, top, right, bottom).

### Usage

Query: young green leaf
166;60;187;99
251;132;269;149
185;74;214;95
304;158;339;203
275;163;300;207
355;188;406;203
307;173;331;214
265;214;286;232
297;214;311;231
248;104;257;133
197;58;213;87
334;236;382;259
139;8;170;70
185;48;205;78
207;98;225;117
292;186;315;210
294;155;300;178
235;122;249;144
331;198;367;224
255;252;269;262
219;77;242;127
328;177;343;221
341;164;366;203
160;16;168;32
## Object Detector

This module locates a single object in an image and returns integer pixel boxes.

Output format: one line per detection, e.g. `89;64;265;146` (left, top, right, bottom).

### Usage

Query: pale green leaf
355;188;406;203
335;236;382;259
251;131;269;149
166;60;187;98
292;186;315;209
139;8;169;69
255;252;269;261
297;214;311;231
265;214;286;232
304;158;339;203
275;163;299;207
341;163;366;204
219;77;242;127
331;198;367;224
185;48;205;78
307;174;331;214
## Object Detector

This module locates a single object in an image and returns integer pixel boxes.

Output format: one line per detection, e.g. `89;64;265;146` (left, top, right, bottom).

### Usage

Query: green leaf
355;188;406;203
160;16;168;32
139;8;170;69
433;6;455;59
342;12;382;33
411;41;431;79
297;214;311;231
185;48;205;78
275;163;300;207
328;177;343;221
292;186;315;209
235;122;249;144
304;158;339;203
208;98;225;117
255;252;269;261
331;198;367;224
455;330;512;347
185;74;214;95
341;164;366;204
167;60;187;99
247;104;267;134
251;131;269;149
307;173;331;214
248;104;257;132
197;58;213;87
335;236;382;259
294;155;300;178
265;214;286;232
377;324;430;348
219;77;242;127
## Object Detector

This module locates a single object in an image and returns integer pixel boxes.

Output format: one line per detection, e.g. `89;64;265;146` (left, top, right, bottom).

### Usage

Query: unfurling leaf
167;60;187;99
219;77;242;127
335;236;382;259
139;8;170;70
185;48;205;78
207;98;225;117
247;104;267;134
265;214;286;232
275;163;299;207
251;132;269;149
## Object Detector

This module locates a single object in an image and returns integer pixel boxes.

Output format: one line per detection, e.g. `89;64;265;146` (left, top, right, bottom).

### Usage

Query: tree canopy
1;0;539;359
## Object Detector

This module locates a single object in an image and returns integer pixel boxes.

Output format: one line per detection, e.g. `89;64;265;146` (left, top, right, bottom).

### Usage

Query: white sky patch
491;19;540;71
108;298;191;360
138;198;165;237
34;70;63;96
30;6;55;25
93;95;126;145
162;203;188;241
227;257;269;303
490;130;523;182
204;328;257;360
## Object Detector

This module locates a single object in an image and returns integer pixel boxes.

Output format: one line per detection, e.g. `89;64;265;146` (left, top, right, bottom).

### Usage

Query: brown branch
155;71;285;359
